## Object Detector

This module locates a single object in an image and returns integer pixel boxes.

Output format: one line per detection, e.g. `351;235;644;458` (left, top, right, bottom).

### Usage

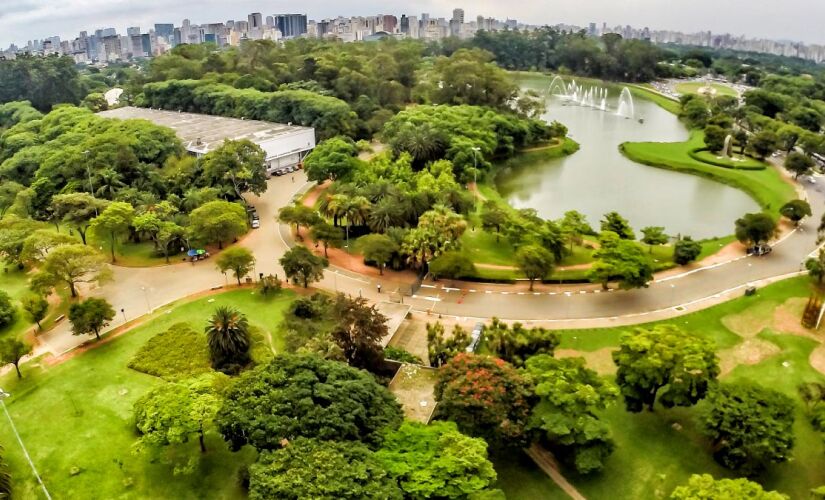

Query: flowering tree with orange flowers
434;353;534;449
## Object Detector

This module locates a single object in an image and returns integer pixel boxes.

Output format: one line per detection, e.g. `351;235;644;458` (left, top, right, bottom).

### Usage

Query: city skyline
2;0;825;49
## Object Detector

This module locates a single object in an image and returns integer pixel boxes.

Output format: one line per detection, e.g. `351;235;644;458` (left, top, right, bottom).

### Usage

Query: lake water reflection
494;79;759;239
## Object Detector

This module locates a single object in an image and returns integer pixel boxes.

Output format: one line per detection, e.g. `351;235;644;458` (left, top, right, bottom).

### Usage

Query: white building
97;107;315;174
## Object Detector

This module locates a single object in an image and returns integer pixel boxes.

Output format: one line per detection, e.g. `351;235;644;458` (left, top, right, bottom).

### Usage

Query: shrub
128;323;211;380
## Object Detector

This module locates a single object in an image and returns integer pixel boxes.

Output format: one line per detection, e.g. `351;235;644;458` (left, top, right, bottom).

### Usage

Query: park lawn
0;268;70;343
492;450;568;499
621;130;797;216
675;81;738;98
627;84;682;115
546;276;825;498
692;149;767;170
0;288;295;499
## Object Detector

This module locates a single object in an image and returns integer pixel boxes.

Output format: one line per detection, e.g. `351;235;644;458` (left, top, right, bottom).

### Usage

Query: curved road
39;167;824;356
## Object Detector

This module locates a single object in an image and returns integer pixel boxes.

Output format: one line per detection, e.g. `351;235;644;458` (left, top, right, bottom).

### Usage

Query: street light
141;286;151;313
0;389;52;500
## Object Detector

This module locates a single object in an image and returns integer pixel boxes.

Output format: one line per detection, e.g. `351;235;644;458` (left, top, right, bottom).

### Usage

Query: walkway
34;164;825;357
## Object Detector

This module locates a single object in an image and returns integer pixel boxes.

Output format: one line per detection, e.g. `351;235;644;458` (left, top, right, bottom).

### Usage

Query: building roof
97;106;313;156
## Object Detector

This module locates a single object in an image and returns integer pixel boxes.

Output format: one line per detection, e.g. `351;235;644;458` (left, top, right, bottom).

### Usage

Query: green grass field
542;277;825;499
0;269;70;343
621;130;797;216
691;149;767;170
674;81;738;98
0;288;295;498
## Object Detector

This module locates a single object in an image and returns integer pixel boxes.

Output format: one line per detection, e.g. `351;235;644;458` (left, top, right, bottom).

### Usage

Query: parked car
466;322;485;353
251;218;260;229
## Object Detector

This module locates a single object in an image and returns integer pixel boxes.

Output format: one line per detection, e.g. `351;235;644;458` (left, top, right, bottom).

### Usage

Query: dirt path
524;444;587;500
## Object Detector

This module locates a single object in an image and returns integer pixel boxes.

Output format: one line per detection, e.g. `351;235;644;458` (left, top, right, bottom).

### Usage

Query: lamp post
0;389;52;500
141;286;151;313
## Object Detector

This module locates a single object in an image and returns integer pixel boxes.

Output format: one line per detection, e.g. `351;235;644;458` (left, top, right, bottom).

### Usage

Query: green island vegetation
1;24;825;500
674;81;739;98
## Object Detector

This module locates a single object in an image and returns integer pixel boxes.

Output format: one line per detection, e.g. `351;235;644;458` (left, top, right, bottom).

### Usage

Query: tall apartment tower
248;13;263;30
274;14;308;38
452;8;464;23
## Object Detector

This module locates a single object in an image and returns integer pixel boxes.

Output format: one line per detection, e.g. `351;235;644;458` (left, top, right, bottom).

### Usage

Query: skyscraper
452;8;464;24
248;13;263;30
274;14;308;38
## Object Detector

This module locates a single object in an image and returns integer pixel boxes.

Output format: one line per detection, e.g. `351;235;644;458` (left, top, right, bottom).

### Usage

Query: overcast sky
2;0;824;48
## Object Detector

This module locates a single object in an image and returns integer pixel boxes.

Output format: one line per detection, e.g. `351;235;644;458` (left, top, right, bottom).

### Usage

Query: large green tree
215;247;255;285
427;322;471;368
613;325;720;412
302;136;359;182
699;383;795;474
734;212;777;247
50;193;108;245
357;233;398;274
279;245;328;288
90;201;135;262
670;474;786;500
68;297;115;340
784;151;814;179
779;199;812;225
673;236;702;265
600;211;635;240
188;200;247;249
0;291;14;328
588;231;653;290
434;353;534;448
375;421;497;498
133;374;226;458
249;438;402;500
216;355;402;451
0;337;32;379
330;294;388;371
515;244;555;291
33;243;110;297
525;355;618;474
200;139;267;199
309;222;343;258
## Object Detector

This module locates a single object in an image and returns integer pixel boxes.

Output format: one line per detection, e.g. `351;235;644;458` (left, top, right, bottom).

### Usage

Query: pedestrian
377;284;382;293
291;175;294;183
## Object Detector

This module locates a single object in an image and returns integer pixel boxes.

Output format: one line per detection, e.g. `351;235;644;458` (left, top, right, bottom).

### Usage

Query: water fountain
722;135;733;157
616;87;636;120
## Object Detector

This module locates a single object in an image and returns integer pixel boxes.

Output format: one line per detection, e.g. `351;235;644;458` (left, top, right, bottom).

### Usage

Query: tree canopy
216;355;402;451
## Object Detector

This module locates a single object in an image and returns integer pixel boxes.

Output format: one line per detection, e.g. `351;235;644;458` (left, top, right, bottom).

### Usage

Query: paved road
38;167;824;356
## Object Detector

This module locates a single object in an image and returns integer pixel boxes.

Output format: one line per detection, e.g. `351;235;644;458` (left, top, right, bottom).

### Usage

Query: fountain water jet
616;87;635;119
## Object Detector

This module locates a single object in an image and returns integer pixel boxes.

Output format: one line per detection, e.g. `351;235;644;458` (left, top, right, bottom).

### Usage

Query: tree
330;294;388;370
278;204;321;238
784;152;814;179
434;353;534;448
484;317;560;367
19;229;76;266
749;131;779;160
20;293;48;330
205;306;251;373
515;244;555;291
309;222;343;258
374;421;497;499
89;201;134;262
82;92;108;112
249;438;401;500
188;200;247;249
0;291;14;328
559;210;593;252
427;322;472;368
734;212;777;246
155;221;185;263
524;355;618;474
699;383;795;474
200;139;267;198
279;246;328;288
0;338;32;379
641;226;668;253
670;474;787;500
34;244;110;297
600;211;635;239
216;355;402;451
807;249;825;286
302;136;359;182
68;297;115;340
358;233;398;275
429;251;476;280
703;124;728;152
779;199;812;225
215;247;255;285
673;236;702;265
613;325;719;412
0;181;24;219
588;231;653;290
481;202;508;242
133;374;226;458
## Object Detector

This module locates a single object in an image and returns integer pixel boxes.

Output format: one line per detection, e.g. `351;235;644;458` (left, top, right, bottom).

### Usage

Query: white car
251;218;260;229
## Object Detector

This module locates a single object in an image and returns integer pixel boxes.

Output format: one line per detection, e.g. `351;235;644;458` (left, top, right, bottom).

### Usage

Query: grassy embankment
0;288;295;499
497;276;825;499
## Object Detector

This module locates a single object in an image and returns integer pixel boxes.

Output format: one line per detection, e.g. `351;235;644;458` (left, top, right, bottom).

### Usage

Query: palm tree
205;307;251;373
94;168;126;199
368;197;406;233
341;195;371;249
